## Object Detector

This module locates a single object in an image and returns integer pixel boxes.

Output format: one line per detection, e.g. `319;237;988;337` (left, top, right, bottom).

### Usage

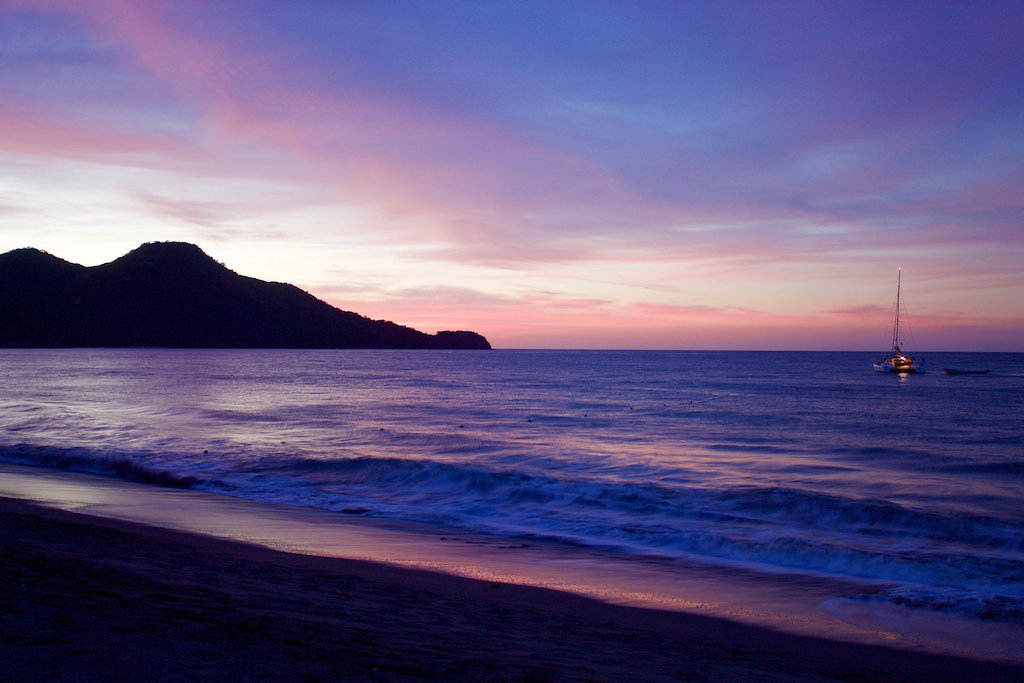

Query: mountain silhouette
0;242;490;349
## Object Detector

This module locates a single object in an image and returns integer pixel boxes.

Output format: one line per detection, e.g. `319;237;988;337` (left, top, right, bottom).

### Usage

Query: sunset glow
2;1;1022;349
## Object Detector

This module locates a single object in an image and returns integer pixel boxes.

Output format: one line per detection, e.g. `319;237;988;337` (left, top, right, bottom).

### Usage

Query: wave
0;444;202;489
853;585;1024;624
221;455;1024;605
235;454;1024;542
4;444;1023;623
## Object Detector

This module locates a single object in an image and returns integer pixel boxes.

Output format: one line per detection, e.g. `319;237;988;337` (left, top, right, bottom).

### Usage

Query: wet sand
2;496;1021;682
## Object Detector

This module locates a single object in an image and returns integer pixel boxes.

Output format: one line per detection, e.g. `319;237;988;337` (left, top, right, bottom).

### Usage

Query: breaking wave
0;444;202;489
5;443;1021;624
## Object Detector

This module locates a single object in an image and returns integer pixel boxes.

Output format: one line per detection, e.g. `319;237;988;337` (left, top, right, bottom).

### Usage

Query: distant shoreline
0;242;490;349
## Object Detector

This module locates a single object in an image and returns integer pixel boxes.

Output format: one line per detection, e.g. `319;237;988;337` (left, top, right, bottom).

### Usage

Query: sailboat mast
894;267;901;350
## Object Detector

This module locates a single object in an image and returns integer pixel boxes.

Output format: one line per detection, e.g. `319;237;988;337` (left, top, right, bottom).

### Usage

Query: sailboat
873;268;924;373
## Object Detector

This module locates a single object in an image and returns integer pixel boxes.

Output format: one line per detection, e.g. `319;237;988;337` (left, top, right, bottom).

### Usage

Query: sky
1;1;1022;350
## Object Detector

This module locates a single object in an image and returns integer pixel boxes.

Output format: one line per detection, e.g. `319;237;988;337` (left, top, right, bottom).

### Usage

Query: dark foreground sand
2;497;1020;682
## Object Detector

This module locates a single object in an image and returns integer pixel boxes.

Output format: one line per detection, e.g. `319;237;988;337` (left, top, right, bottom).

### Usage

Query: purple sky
2;1;1022;349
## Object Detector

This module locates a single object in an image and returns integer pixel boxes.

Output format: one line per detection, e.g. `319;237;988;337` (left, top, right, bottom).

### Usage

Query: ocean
2;348;1022;657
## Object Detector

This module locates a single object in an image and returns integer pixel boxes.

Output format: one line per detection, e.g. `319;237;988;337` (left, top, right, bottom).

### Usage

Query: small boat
874;268;924;374
943;368;990;375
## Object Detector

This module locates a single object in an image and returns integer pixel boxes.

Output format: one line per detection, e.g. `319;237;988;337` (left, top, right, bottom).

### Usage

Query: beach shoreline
3;494;1022;681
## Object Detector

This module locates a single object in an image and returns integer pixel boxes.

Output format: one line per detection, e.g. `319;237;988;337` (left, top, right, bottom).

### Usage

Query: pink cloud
0;102;182;163
826;305;887;318
7;1;1022;281
3;2;1023;350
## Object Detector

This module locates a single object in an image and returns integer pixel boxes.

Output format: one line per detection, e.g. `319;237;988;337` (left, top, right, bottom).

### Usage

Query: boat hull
874;359;923;373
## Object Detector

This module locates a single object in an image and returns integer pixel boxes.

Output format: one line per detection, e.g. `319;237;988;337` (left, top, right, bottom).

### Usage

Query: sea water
1;349;1022;655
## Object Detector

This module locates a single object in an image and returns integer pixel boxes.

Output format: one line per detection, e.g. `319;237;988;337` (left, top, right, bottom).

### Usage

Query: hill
0;242;490;349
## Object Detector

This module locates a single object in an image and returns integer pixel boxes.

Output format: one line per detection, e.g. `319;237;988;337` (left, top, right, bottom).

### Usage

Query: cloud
6;2;1022;265
136;192;241;229
826;305;887;317
632;303;761;319
2;1;1022;349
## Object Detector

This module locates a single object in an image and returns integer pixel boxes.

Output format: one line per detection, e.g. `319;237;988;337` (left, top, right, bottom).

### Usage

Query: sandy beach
2;496;1021;682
